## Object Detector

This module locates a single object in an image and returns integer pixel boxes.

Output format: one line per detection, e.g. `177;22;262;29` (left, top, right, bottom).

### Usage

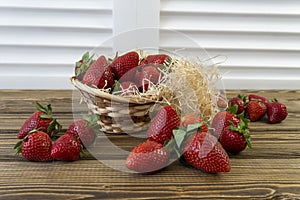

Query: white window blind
160;0;300;89
0;0;113;89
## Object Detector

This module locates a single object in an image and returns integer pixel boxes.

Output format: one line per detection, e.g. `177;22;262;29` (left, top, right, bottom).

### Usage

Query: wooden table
0;90;299;200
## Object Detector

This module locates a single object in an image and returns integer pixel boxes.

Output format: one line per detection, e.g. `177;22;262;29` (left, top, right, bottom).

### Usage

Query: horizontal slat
160;30;300;51
160;13;300;33
0;26;112;47
161;0;300;15
0;0;112;10
0;7;112;29
0;46;112;64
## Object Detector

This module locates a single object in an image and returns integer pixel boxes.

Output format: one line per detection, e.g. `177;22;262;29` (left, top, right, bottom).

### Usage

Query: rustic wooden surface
0;90;299;200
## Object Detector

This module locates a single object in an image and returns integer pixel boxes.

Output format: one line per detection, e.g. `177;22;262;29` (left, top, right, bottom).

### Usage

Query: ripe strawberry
139;65;161;92
219;120;251;154
141;54;171;65
75;52;94;81
267;99;288;124
51;134;82;161
126;140;170;173
181;114;208;133
147;106;180;145
110;51;139;81
82;55;114;89
248;94;269;105
211;111;241;139
18;102;61;139
228;96;245;114
183;131;230;173
247;100;267;122
14;130;52;162
66;115;99;148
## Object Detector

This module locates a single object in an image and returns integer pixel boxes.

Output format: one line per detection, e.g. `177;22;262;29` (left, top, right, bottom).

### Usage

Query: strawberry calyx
75;52;95;77
165;122;205;158
228;120;252;148
36;102;52;119
82;114;100;133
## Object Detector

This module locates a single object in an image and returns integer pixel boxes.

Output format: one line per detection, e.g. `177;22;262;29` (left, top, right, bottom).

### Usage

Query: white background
0;0;299;89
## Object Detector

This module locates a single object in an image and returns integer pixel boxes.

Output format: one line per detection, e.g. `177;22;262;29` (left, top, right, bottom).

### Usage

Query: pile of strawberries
125;93;288;174
14;102;99;162
75;51;171;94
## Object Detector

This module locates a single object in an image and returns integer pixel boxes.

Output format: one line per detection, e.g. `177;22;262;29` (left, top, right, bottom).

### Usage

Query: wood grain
0;90;299;200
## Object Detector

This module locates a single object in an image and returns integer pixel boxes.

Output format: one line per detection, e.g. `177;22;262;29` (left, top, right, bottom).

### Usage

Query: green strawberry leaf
173;129;186;150
13;140;23;154
82;52;90;62
227;104;238;114
186;122;203;133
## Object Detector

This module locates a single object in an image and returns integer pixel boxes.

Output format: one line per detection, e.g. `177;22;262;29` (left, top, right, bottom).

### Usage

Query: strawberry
82;55;114;89
267;99;288;124
181;114;208;133
139;65;161;92
66;115;99;148
18;102;61;139
75;52;94;81
141;54;171;65
219;120;251;154
126;140;170;173
147;106;181;145
110;51;139;81
51;134;82;161
183;131;230;173
247;100;267;122
211;111;241;139
228;96;246;114
248;94;269;105
14;130;52;162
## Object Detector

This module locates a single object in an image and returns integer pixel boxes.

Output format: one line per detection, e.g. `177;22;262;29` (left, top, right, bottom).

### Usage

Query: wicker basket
71;77;167;134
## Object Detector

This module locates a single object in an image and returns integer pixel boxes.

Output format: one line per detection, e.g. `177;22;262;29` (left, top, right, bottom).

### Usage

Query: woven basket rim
70;76;161;105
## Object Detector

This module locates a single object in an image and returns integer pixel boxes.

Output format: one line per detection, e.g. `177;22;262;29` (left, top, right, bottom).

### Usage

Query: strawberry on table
110;51;139;81
66;115;99;148
247;100;267;122
147;105;181;145
82;55;114;89
126;140;170;173
14;130;52;162
51;134;82;161
183;131;230;173
248;94;269;105
18;102;61;139
211;111;241;139
267;99;288;124
228;96;246;114
219;120;251;154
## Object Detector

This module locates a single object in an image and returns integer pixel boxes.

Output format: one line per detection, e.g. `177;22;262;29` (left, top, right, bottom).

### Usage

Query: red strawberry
211;111;241;139
219;120;251;154
75;52;94;81
183;131;230;173
139;65;161;92
228;96;245;114
142;54;171;65
126;140;170;173
147;106;180;145
248;94;269;105
18;102;61;139
247;100;267;122
267;99;288;124
51;134;82;161
14;130;52;162
82;55;114;89
110;51;139;81
66;115;99;148
181;114;208;133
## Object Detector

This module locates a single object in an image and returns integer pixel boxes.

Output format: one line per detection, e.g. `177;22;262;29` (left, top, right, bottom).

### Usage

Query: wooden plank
0;90;299;199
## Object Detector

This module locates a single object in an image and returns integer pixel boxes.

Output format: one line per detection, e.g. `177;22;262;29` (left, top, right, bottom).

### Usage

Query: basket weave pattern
71;77;162;134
